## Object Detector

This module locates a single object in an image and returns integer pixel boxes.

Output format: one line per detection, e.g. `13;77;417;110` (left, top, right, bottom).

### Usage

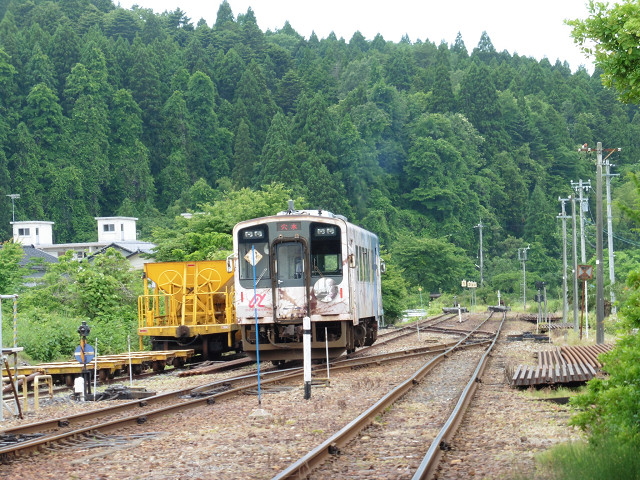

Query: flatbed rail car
229;204;384;362
137;260;240;359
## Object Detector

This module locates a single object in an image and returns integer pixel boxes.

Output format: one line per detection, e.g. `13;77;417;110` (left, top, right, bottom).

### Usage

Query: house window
103;224;115;232
76;251;85;259
18;228;30;236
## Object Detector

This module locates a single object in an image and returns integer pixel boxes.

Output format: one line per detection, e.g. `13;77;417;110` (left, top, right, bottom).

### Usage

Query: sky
118;0;595;72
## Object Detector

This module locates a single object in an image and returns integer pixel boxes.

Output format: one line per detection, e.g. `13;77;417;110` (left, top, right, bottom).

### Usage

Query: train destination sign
277;222;301;232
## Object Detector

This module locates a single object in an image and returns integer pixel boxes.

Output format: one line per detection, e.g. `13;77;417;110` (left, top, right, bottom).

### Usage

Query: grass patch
522;385;585;400
538;438;640;480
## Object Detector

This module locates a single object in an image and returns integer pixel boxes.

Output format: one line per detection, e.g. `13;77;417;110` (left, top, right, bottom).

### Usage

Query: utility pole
6;194;20;222
571;179;591;334
605;158;619;317
596;143;605;344
578;143;620;344
474;220;484;287
571;195;579;332
518;245;530;311
557;197;570;324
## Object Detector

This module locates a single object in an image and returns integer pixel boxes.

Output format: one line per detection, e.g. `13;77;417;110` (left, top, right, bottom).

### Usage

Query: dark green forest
1;0;640;311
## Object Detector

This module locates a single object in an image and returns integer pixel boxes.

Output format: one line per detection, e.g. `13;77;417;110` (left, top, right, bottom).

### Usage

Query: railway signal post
303;316;311;400
75;321;93;400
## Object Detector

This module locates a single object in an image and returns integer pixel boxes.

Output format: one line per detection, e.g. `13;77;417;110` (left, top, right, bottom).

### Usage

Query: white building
9;217;155;267
10;221;54;246
95;217;138;243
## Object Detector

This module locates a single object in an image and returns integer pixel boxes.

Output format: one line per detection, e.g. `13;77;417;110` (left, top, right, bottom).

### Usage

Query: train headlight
313;277;339;303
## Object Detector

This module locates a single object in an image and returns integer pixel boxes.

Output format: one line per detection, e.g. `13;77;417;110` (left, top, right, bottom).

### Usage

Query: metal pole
537;288;541;334
577;180;588;263
94;338;98;400
325;327;330;382
128;335;133;388
519;246;529;311
475;220;484;287
571;196;579;332
6;194;20;223
12;297;17;348
596;142;605;344
303;316;311;400
418;287;422;340
252;246;262;405
523;253;526;312
544;284;549;343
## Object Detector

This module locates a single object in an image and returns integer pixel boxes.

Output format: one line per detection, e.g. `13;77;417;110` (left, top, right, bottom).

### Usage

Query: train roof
233;201;378;240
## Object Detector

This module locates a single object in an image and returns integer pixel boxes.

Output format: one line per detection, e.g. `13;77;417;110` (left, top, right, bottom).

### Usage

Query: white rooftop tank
95;217;138;242
11;221;54;245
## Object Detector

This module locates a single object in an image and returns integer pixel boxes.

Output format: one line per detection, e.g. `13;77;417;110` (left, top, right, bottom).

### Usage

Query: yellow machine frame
137;261;238;350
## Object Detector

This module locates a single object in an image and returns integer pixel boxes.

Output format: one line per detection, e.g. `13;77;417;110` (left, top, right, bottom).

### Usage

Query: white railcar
230;203;384;361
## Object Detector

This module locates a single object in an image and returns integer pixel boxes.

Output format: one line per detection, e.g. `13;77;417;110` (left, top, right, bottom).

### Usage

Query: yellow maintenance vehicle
137;261;240;359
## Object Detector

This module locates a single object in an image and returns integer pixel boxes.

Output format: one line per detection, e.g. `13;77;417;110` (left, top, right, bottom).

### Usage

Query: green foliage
15;249;140;361
568;1;640;103
540;438;640;480
1;0;639;337
392;234;473;293
570;332;640;444
151;183;302;261
380;250;408;323
0;240;27;294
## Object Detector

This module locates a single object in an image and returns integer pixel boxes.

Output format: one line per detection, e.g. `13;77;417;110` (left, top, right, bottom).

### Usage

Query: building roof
19;245;59;267
87;241;156;260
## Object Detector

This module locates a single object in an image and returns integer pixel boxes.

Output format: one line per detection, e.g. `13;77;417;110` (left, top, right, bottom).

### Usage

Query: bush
540;438;640;480
15;310;80;363
570;332;640;444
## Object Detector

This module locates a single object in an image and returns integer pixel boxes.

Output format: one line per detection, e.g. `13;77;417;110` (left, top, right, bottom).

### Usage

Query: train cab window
310;223;342;277
238;226;270;283
276;243;304;282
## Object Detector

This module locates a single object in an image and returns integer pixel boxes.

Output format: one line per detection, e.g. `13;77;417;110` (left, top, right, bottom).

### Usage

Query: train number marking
249;293;267;308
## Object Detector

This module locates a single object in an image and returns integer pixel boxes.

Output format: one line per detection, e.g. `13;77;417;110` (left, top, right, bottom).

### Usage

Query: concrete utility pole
474;220;484;287
571;195;579;332
578;143;620;345
605;159;619;317
596;143;605;344
557;198;570;324
571;179;591;332
518;245;531;311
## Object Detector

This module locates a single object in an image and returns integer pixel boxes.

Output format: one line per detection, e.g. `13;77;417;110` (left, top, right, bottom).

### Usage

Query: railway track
273;312;505;479
0;323;476;464
1;312;587;479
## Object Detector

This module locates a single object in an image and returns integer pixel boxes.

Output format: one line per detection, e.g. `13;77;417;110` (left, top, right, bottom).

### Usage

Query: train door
272;239;309;319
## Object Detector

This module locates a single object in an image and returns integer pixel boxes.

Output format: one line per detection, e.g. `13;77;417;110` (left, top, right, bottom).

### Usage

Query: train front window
276;243;305;283
310;223;342;277
238;226;270;283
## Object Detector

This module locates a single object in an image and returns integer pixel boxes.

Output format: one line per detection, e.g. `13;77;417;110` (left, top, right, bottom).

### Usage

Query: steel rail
412;312;506;480
272;313;499;480
0;339;469;461
352;314;456;357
